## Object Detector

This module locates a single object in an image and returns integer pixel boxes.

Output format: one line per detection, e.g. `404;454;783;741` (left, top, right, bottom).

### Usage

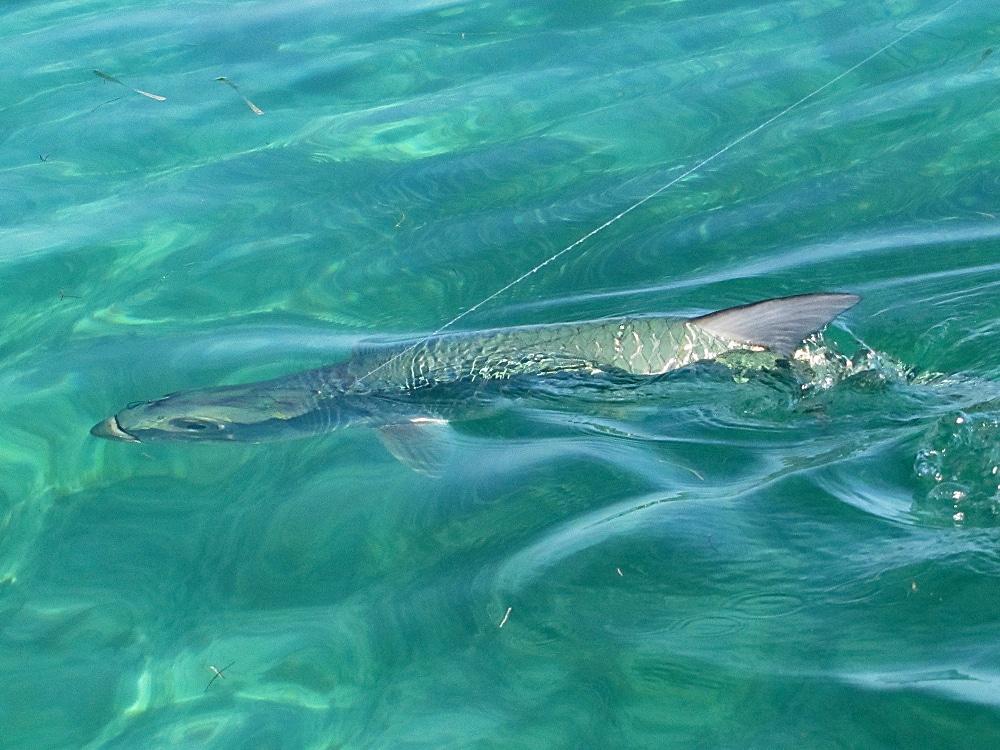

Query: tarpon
91;293;859;470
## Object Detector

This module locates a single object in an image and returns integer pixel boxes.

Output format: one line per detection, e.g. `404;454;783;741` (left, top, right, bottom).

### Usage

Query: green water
3;0;1000;747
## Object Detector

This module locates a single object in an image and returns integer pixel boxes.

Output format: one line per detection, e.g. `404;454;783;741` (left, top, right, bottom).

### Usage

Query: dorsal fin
692;293;860;356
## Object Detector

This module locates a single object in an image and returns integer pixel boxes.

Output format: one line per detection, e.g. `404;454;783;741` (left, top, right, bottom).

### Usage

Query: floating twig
93;70;166;101
205;661;235;692
216;77;263;115
969;48;993;72
89;96;123;113
409;26;505;39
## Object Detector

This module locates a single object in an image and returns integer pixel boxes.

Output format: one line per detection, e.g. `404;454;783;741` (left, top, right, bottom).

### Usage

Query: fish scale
345;316;730;392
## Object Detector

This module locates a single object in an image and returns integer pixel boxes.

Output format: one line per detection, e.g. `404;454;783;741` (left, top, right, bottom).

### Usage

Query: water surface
3;0;1000;747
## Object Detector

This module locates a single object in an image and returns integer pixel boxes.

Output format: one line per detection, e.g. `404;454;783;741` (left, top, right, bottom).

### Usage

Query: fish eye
169;418;223;432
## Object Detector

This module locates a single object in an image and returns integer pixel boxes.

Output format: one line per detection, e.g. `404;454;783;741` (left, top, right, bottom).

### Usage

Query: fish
91;293;859;471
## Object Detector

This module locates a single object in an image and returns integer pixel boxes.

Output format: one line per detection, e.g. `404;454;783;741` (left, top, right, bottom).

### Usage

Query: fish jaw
90;415;141;442
93;386;306;443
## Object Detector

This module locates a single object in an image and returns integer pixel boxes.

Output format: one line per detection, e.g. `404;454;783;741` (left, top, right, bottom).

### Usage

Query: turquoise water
3;0;1000;747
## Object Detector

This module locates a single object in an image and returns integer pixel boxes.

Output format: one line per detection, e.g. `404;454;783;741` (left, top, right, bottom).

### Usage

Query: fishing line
356;0;965;386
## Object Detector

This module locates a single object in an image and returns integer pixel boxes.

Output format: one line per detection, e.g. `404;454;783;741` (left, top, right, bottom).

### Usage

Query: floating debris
970;48;993;72
93;70;166;101
216;77;263;115
205;661;235;692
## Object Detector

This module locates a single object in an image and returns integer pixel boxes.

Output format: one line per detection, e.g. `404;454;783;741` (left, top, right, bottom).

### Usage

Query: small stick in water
969;48;993;72
93;70;166;101
216;77;263;115
205;661;235;692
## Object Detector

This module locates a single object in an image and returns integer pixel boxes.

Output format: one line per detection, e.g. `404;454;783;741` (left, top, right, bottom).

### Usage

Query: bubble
913;412;1000;526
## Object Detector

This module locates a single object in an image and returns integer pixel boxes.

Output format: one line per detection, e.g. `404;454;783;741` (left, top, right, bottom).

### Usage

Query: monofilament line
356;0;965;386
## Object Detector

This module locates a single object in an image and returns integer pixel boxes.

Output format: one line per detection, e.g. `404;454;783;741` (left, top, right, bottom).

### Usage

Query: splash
915;413;1000;527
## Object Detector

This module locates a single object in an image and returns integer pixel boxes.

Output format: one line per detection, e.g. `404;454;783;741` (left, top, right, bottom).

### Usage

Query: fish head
91;381;322;443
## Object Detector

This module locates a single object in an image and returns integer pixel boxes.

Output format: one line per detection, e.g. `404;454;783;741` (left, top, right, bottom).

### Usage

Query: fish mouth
90;415;140;442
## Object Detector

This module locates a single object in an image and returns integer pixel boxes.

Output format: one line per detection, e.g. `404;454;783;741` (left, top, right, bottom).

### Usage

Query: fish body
91;294;860;462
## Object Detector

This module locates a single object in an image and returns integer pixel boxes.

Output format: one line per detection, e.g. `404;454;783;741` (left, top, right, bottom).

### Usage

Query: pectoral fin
377;418;452;476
